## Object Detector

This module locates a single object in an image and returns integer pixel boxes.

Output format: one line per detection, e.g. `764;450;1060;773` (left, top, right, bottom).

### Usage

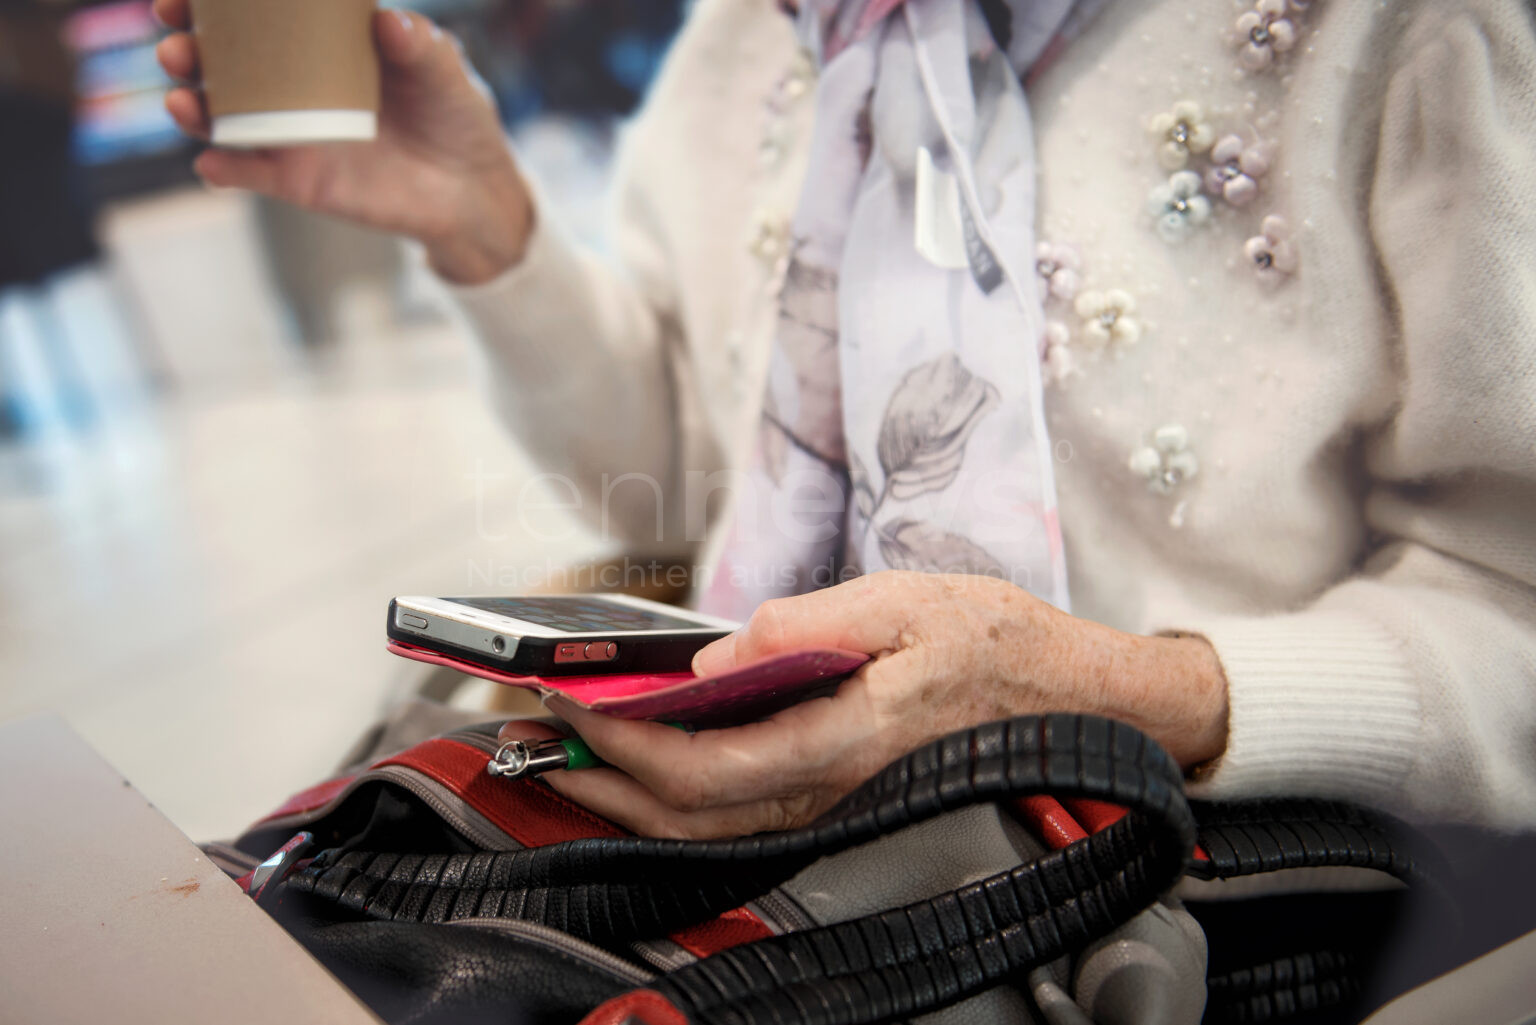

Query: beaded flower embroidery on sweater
1108;0;1321;510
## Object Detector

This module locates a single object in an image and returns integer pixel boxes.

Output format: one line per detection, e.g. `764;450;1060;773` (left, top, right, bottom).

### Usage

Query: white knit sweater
451;0;1536;829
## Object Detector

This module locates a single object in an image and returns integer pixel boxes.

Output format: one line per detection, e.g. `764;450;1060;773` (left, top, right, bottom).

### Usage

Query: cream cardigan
451;0;1536;828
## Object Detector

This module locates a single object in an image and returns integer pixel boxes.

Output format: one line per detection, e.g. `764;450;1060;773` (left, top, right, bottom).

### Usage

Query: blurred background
0;0;683;839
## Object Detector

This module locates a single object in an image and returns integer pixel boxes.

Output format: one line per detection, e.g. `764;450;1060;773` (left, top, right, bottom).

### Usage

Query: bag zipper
628;937;698;972
367;765;523;851
448;729;508;756
620;891;817;973
445;917;656;986
750;889;818;933
252;754;521;854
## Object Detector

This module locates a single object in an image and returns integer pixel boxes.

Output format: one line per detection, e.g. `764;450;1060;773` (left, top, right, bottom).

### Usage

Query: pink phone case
387;640;869;726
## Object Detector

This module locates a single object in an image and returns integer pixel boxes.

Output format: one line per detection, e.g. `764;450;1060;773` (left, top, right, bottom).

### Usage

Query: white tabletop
0;714;381;1025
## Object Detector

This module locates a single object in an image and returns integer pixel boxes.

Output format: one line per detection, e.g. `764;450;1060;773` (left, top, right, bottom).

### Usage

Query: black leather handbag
211;713;1440;1025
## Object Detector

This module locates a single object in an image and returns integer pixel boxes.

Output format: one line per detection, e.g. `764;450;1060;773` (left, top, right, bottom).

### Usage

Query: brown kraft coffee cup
190;0;380;148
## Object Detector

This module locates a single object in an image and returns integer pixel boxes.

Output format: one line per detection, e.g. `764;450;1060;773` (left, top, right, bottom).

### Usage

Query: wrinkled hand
505;572;1229;839
153;0;531;283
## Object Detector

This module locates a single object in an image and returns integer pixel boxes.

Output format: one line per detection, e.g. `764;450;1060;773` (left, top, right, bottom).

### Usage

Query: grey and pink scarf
705;0;1106;618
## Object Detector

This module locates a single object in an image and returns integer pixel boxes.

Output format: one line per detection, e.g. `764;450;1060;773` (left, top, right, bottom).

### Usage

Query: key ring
486;739;534;778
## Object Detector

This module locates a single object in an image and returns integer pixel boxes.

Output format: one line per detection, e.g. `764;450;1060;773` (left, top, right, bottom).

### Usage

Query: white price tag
914;145;970;270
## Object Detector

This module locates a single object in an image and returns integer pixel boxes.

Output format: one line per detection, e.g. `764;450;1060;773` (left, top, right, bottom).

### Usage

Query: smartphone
387;594;738;677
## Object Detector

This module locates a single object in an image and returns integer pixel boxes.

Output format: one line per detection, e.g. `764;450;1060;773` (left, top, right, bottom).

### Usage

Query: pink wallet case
388;641;869;726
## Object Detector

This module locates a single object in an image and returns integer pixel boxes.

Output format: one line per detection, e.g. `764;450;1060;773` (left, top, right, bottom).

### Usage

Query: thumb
691;581;902;676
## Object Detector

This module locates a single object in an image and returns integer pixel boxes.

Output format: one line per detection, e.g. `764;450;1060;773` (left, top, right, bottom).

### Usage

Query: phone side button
556;643;582;663
583;642;619;662
397;612;429;630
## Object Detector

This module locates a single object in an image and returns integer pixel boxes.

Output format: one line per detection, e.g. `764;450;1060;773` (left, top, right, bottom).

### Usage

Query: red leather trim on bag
1060;797;1128;834
668;906;775;958
251;740;620;844
1019;795;1210;862
257;775;356;824
578;990;691;1025
377;739;774;955
1013;795;1090;849
376;738;628;846
255;738;771;956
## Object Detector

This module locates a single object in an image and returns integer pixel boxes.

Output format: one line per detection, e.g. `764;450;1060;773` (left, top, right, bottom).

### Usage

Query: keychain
487;722;689;780
486;736;601;780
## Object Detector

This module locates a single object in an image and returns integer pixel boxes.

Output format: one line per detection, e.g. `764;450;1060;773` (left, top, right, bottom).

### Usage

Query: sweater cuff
1157;611;1421;804
445;190;562;304
440;186;588;388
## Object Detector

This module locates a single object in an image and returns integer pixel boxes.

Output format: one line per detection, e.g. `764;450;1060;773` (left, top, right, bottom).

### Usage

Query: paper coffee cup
189;0;381;148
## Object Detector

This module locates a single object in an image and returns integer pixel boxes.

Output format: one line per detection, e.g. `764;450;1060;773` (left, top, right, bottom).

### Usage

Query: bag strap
591;798;1445;1025
1185;798;1452;1025
629;719;1191;1025
289;714;1196;1021
1187;798;1441;889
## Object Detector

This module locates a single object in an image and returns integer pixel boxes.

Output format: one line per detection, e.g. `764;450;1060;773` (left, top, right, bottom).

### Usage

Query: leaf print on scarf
849;451;877;524
759;389;790;485
875;518;1005;575
761;256;847;472
854;90;874;172
842;530;866;578
876;353;1001;501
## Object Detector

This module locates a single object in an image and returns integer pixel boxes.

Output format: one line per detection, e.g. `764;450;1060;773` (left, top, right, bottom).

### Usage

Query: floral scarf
704;0;1106;619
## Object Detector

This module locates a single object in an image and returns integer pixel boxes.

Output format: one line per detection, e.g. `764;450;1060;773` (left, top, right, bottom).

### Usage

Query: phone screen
445;596;708;634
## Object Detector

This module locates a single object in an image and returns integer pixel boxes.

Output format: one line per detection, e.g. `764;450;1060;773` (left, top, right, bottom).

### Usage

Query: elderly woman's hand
513;572;1229;839
153;0;531;284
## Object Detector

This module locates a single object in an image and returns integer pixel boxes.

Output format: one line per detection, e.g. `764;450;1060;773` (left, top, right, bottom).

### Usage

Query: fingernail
394;10;413;33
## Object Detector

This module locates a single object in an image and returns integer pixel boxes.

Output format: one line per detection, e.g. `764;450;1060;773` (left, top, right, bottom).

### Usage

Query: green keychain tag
559;738;602;771
554;721;688;774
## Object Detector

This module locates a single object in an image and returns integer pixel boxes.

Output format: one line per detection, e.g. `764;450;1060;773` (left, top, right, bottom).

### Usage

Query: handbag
210;711;1440;1025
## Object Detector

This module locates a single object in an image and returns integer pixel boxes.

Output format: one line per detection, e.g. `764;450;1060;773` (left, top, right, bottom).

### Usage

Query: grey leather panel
1072;898;1207;1025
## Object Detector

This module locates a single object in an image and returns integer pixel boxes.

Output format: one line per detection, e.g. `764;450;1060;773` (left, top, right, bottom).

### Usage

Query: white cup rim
211;110;377;148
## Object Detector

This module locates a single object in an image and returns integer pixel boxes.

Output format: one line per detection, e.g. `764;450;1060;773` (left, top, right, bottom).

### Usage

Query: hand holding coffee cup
154;0;533;285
